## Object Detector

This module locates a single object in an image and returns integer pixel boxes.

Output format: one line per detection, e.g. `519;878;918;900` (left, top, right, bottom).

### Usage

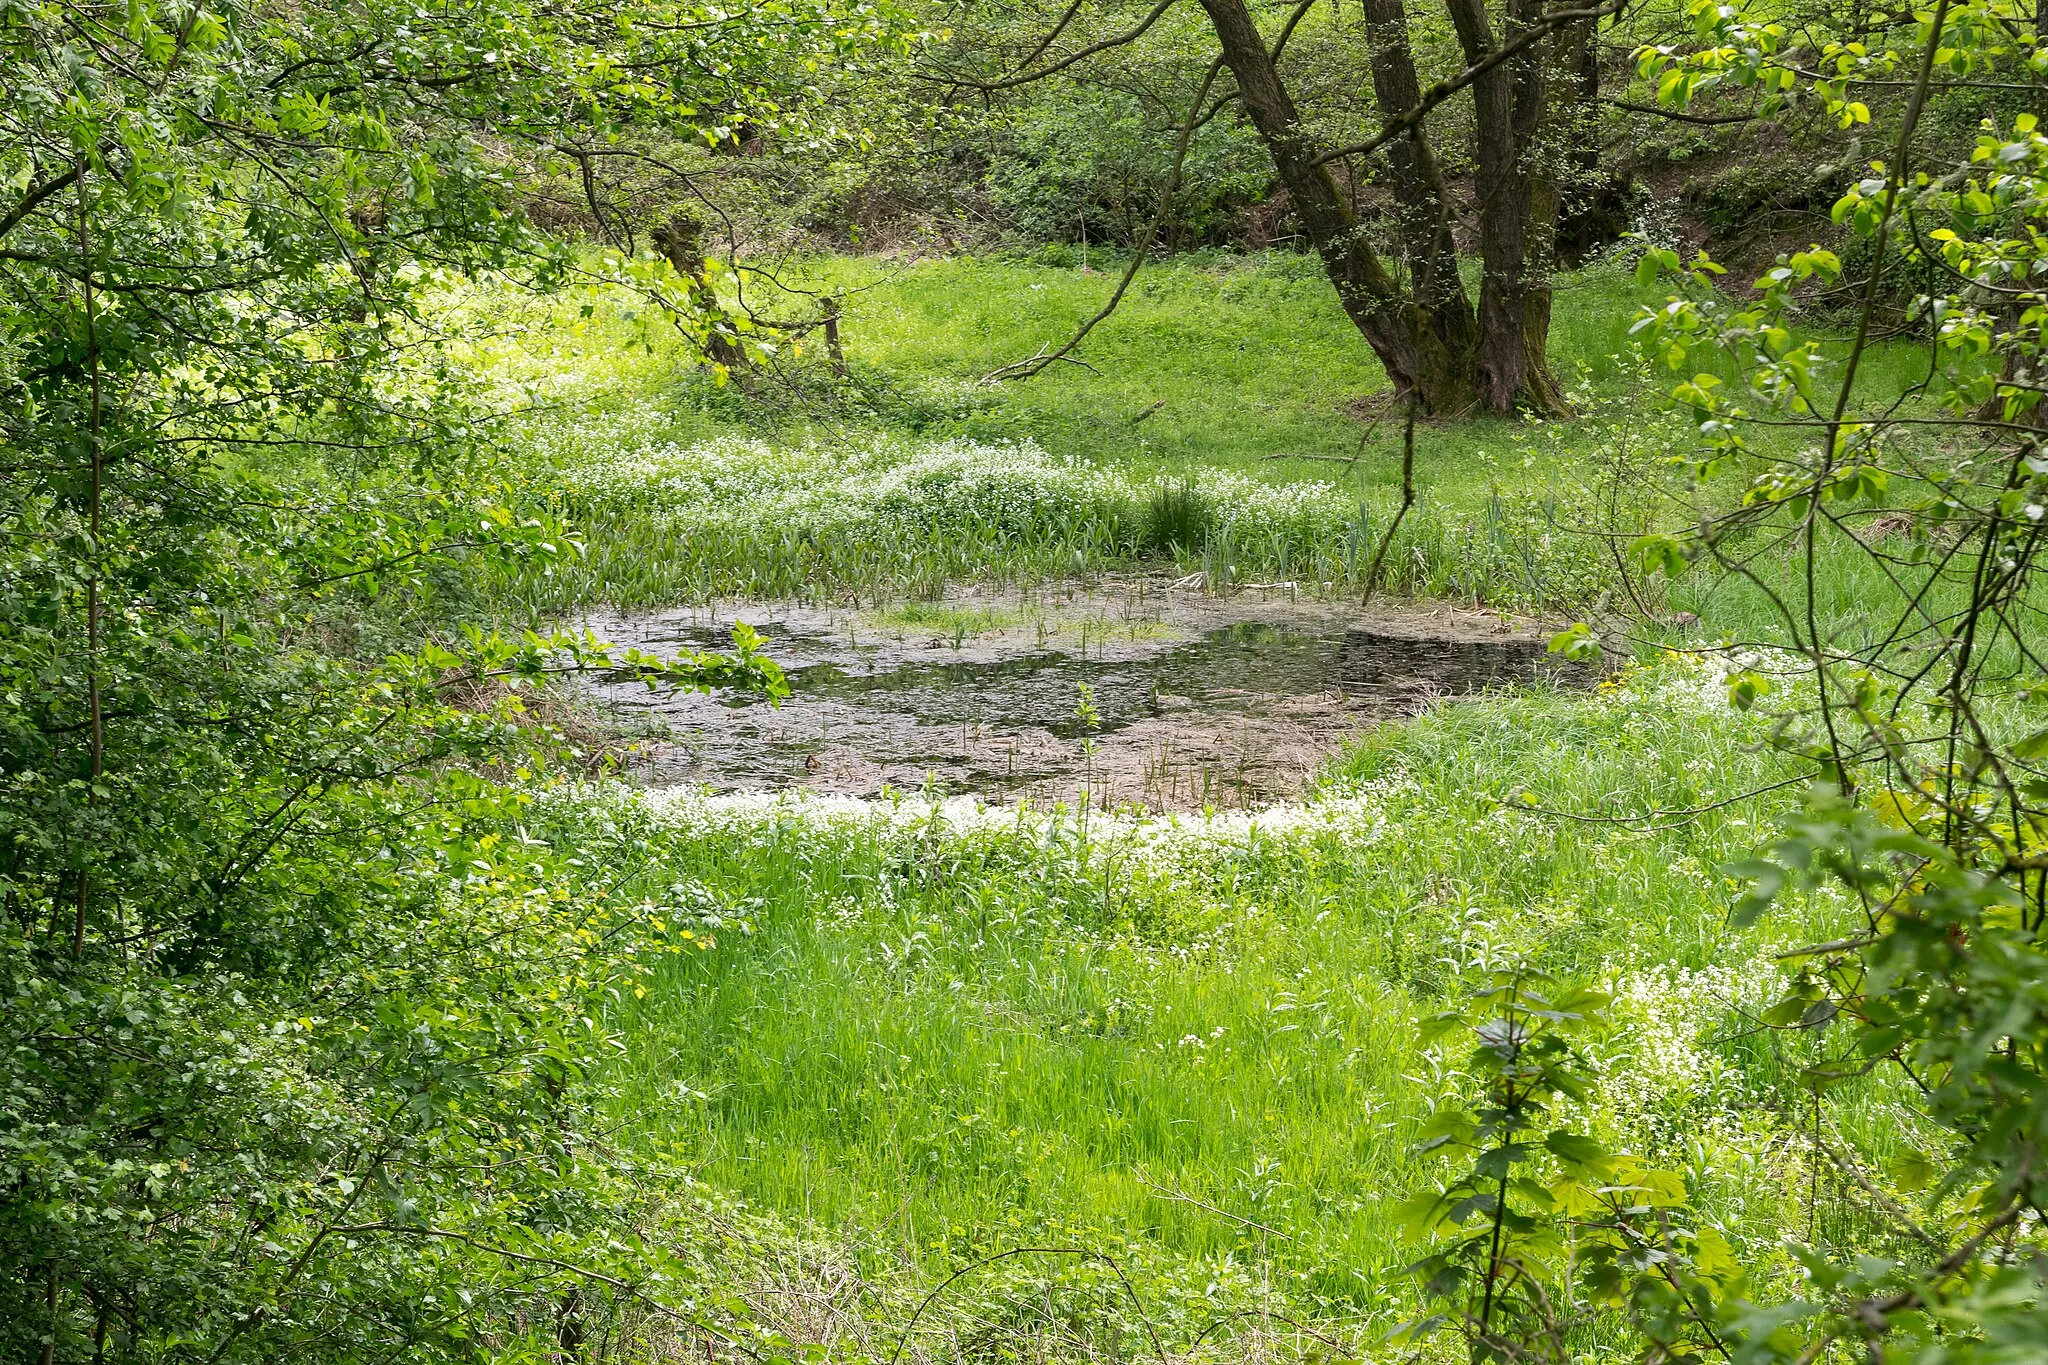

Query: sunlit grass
474;249;1980;1354
449;249;1946;624
870;601;1025;634
544;654;1922;1346
738;252;1656;505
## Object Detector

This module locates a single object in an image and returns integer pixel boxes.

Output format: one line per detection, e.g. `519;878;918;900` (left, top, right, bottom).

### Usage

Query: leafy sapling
1394;967;1739;1363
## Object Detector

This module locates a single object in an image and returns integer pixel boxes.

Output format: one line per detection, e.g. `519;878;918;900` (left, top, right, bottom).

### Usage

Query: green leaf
1630;532;1691;578
1726;670;1773;710
1391;1189;1448;1236
1547;622;1602;663
1545;1130;1608;1165
1726;857;1786;926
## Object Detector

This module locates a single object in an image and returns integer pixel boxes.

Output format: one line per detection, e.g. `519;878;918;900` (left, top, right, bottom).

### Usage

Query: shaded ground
580;578;1585;810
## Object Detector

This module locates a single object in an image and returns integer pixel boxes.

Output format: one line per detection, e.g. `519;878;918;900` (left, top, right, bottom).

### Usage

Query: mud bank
579;578;1587;811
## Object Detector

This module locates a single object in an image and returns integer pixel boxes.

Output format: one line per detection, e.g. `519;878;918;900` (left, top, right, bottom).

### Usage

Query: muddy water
579;581;1583;811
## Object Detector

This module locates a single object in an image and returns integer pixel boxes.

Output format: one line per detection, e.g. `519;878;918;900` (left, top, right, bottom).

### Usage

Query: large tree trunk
1194;0;1579;416
1360;0;1477;364
1554;11;1625;263
1195;0;1478;414
1445;0;1569;414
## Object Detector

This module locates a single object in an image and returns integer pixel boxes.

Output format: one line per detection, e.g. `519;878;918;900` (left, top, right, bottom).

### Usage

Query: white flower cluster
1597;959;1783;1152
621;783;1404;877
545;425;1356;546
1596;651;1739;715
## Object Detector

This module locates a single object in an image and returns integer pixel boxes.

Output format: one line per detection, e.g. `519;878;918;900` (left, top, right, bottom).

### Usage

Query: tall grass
508;493;1611;613
532;655;1930;1350
484;426;1618;613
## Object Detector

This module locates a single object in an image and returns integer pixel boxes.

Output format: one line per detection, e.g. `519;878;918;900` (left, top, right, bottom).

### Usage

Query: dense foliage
1386;0;2048;1358
12;0;2048;1359
1635;0;2048;1353
0;0;865;1355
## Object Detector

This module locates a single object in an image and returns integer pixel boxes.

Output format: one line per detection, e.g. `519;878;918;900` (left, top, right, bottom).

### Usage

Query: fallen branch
981;346;1102;382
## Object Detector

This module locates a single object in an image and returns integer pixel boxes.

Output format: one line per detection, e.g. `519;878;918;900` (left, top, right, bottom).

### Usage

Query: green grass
495;480;1617;616
452;251;1683;498
756;253;1662;507
535;656;1934;1352
870;601;1026;634
430;242;1962;633
456;248;1952;624
469;248;1995;1356
455;245;1941;498
736;250;1935;497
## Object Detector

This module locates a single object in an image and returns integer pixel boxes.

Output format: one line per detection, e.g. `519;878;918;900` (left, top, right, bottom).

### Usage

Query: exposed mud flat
578;579;1586;811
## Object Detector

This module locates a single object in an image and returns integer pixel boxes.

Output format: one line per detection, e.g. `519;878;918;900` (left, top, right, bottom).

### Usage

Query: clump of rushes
490;427;1614;612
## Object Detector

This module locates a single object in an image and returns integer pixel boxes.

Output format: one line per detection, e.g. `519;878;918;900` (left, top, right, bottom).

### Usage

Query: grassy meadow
474;250;1954;1358
537;657;1925;1357
461;249;1939;635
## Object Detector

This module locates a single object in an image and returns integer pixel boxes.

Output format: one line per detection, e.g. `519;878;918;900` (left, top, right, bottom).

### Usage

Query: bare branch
1602;96;1755;125
931;0;1179;92
1313;0;1628;167
1012;0;1092;71
1270;0;1321;63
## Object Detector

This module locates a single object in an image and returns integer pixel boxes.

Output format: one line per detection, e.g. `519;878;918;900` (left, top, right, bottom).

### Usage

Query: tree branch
1602;96;1755;125
931;0;1179;91
1312;0;1628;167
982;57;1225;382
0;164;81;241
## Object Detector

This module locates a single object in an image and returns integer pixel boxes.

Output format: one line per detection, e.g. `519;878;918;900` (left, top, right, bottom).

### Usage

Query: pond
578;580;1584;810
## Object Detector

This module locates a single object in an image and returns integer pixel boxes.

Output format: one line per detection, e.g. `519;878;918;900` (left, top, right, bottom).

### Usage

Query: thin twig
1360;398;1418;605
1133;1174;1295;1241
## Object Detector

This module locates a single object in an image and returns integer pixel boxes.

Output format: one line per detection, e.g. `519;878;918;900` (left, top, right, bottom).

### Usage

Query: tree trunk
1195;0;1477;414
1192;0;1581;415
1554;12;1625;263
1445;0;1570;414
1976;0;2048;424
1360;0;1477;362
652;210;751;382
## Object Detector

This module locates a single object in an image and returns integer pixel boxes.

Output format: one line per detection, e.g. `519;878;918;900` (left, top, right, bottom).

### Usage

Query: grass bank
455;249;1942;624
532;654;1937;1356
